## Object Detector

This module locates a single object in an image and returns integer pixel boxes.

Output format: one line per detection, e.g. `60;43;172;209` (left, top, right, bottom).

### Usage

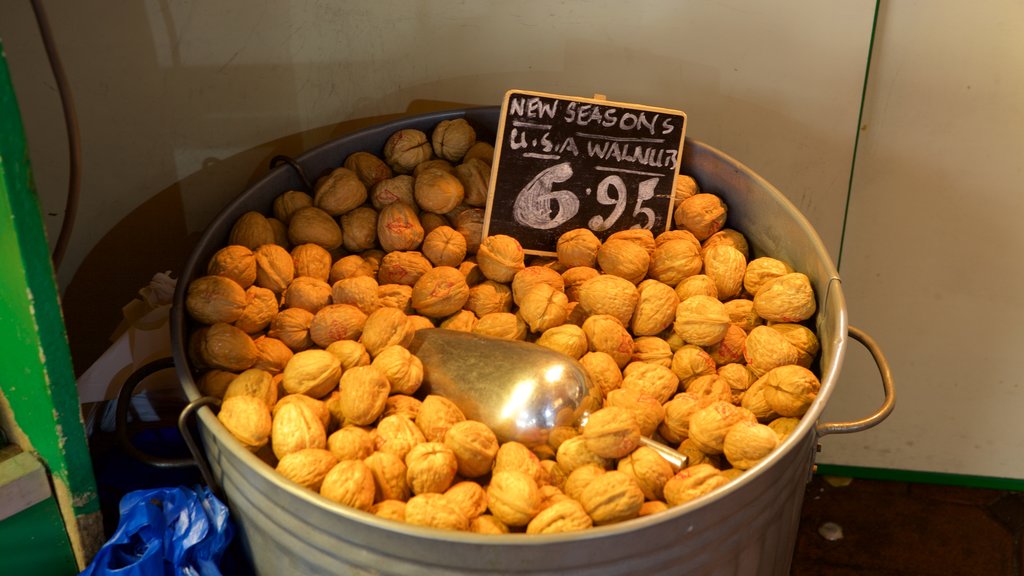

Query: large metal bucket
170;107;893;575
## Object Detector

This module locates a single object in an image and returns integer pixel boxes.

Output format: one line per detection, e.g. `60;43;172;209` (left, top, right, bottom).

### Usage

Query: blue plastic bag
81;486;233;576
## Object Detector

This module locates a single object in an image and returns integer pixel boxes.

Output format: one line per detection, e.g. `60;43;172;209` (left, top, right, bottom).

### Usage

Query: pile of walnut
186;117;822;535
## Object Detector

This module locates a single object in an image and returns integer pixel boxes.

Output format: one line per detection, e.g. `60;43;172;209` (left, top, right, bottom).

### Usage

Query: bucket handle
816;326;895;436
115;357;223;496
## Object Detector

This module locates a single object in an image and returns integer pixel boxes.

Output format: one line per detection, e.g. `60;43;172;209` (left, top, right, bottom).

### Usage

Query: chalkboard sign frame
482;89;687;256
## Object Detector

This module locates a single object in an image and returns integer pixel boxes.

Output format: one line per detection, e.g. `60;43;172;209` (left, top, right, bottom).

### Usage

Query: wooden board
483;90;686;255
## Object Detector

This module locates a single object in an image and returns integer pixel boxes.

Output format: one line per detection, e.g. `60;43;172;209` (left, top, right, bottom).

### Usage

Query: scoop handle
640;437;688;472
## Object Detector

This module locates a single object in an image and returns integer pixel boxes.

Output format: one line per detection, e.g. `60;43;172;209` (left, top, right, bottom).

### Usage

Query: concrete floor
792;475;1022;575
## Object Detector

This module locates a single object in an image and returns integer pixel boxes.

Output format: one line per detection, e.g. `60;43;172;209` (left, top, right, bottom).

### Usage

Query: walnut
187;275;247;325
453;208;484;254
487;470;541;527
217;395;271;452
556;228;601;268
563;463;606;501
445;481;489;520
476;235;525;283
579;470;644;526
416;394;466;442
604;388;665;437
674;193;727;241
717;363;757;403
320;459;376;511
197;369;236;398
361;307;412;357
526;499;593;534
371;345;423;395
207;245;256;288
229;211;275;250
687;401;757;454
630;336;673;368
702;244;746;300
405;493;469;531
274;393;330;430
309;304;367;348
421;225;467;267
631;279;680;336
739;378;780;422
674;274;719;301
382;395;423;421
656;229;702;250
470;515;510;534
677;438;719;469
581;315;634;369
702;229;749;261
371;175;417;211
562;266;600;302
200;323;258;372
464;141;495;164
686;374;733;404
286;206;343;250
411;266;470;318
596;239;650;284
578;351;622;397
338;365;389;425
761;365;820;417
621;362;679;404
663;463;729;507
414;168;465;214
706;324;747;366
457;259;484;286
617;445;675;501
330;255;375;283
673;174;700;203
440;310;477;332
223;368;277;409
374;414;426;460
384;129;433;174
281;349;341;398
266;308;312;351
405;442;459;495
743;325;801;377
344;151;393;188
377;283;414;313
648;239;703;287
416;158;454;176
517;284;570;333
454;158;490;207
639;500;669;517
370;500;407;522
275;448;337;492
577;274;638;326
723;298;763;332
743;257;793;296
337;206;377;253
314;167;367;216
271;401;328;460
753;272;816;322
328;276;378;316
555;435;612;474
673;295;730;346
254;244;296;294
723;421;779;470
465;280;513;316
289;243;331;282
432;118;476;162
771;323;820;368
326;425;375;461
364;451;410;502
768;417;801;442
377;250;433;286
494;441;544;484
444;420;499;478
511;266;564;305
535;324;589;359
581;406;641;459
377;202;425;253
658;392;711;444
273;190;314;224
472;312;527;341
283;276;332;313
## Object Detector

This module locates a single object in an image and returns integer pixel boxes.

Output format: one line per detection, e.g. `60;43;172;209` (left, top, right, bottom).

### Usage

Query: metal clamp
269;154;313;192
114;357;223;497
816;325;896;436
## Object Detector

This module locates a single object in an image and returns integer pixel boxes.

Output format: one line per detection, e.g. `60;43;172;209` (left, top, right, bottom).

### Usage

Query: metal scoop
407;328;687;471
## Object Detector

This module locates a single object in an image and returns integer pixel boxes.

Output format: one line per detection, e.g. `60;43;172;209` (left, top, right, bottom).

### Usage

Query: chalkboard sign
482;90;687;255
